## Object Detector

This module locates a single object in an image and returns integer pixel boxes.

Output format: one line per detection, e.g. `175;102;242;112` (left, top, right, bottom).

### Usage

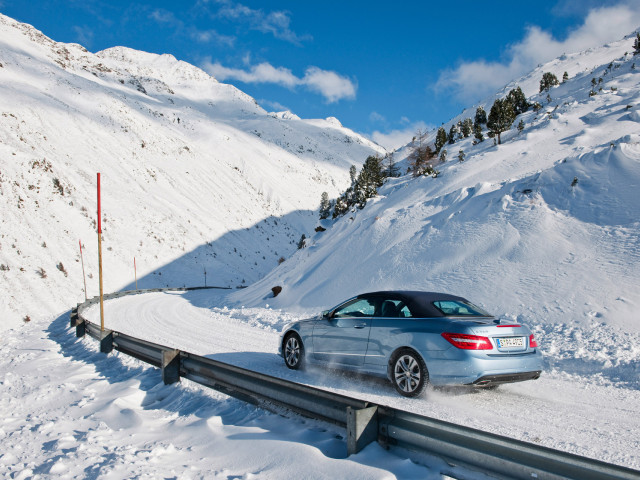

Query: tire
391;349;428;397
283;332;304;370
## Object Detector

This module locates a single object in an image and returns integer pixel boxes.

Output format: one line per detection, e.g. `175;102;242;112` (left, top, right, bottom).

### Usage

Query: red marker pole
79;239;87;301
97;173;105;331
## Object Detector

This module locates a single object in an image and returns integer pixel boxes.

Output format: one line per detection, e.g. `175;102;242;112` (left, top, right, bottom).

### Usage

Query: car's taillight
441;332;493;350
529;334;538;348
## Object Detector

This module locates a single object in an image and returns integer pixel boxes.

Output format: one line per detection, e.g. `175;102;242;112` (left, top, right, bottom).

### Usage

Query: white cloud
213;0;311;44
72;25;94;49
369;111;386;123
150;8;235;47
258;99;291;112
203;60;356;103
435;3;640;102
189;29;235;46
149;9;176;24
369;121;429;151
205;61;298;87
302;67;356;103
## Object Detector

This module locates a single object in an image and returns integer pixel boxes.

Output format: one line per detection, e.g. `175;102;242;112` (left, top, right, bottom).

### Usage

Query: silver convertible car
279;291;543;397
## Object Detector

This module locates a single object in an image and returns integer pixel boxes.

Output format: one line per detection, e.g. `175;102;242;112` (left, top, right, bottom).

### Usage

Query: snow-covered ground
81;289;640;471
1;309;442;479
2;12;640;480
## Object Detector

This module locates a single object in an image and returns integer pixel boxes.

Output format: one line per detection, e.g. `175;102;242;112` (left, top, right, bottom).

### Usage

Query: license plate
496;337;525;349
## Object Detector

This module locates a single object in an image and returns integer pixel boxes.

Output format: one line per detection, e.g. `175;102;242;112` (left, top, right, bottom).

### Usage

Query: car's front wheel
391;349;428;397
283;332;304;370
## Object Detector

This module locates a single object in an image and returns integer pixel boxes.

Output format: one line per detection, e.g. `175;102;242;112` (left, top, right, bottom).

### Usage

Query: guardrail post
69;307;79;328
99;330;113;354
75;320;86;338
347;406;378;456
162;350;181;385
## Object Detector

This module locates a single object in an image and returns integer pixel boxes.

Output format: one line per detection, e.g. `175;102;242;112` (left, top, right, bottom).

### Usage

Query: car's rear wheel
391;349;428;397
283;333;304;370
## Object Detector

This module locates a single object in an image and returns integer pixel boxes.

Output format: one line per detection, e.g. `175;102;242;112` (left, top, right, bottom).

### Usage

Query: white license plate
496;337;525;349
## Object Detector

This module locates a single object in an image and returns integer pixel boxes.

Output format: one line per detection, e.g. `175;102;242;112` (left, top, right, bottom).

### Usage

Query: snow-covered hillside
232;32;640;384
0;14;384;330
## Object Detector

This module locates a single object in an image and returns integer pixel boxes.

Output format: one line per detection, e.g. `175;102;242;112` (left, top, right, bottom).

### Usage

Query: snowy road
84;289;640;471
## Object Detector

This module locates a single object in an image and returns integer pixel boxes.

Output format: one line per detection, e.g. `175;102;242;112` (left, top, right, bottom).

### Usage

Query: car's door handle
354;323;367;329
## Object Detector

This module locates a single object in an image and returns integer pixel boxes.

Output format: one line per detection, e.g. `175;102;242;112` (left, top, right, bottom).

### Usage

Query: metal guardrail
71;288;640;480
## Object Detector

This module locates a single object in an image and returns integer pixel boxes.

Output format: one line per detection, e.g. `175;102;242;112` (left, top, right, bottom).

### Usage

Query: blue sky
3;1;640;148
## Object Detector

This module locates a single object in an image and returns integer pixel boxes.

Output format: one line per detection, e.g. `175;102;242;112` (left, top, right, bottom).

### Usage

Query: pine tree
332;164;359;218
506;86;529;115
439;149;447;163
458;149;465;162
434;127;447;154
562;71;569;83
487;98;515;145
349;165;357;186
319;192;331;219
517;119;525;134
332;192;350;218
633;33;640;55
473;122;484;143
448;124;458;144
474;106;487;126
297;234;306;249
539;72;559;92
350;155;385;209
461;118;473;138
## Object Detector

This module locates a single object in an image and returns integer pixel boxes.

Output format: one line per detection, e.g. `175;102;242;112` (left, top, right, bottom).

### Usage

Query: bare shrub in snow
56;262;68;277
53;178;64;195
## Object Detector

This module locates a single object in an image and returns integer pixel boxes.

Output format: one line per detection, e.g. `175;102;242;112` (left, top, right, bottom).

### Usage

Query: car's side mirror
322;310;331;319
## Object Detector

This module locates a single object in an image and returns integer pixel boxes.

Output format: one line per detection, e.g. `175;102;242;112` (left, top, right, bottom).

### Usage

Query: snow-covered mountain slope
0;14;384;330
437;31;640;140
232;32;640;359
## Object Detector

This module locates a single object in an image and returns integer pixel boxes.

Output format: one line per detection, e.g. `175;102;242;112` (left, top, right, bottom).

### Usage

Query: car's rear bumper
427;349;544;386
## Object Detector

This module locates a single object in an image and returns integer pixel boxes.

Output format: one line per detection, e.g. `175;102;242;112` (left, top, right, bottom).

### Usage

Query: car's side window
432;300;489;317
333;298;375;318
398;304;412;318
377;299;413;318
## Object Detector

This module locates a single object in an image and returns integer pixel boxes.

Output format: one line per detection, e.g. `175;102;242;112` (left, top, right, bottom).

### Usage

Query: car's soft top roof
357;290;483;318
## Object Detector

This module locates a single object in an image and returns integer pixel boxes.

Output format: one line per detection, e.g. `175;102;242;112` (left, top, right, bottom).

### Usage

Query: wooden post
97;173;105;332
